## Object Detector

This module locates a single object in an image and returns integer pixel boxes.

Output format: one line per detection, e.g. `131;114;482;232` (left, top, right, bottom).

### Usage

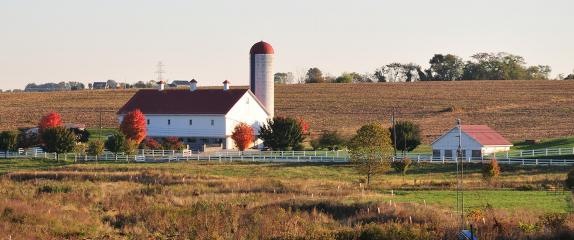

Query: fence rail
1;147;573;165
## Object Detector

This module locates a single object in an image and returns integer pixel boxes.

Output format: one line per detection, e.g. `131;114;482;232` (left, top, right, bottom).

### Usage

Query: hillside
1;80;573;142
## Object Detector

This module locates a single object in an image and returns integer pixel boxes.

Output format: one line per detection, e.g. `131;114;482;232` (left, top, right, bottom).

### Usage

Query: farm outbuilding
431;125;513;160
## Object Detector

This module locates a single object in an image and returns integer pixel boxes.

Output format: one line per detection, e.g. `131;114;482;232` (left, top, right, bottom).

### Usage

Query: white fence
1;147;573;165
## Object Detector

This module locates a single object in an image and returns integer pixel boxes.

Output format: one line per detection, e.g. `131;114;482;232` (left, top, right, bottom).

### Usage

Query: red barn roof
117;88;250;115
250;41;274;55
460;125;513;146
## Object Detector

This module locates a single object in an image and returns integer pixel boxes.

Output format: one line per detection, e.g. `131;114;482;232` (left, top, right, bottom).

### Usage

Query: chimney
189;79;197;91
223;80;230;91
158;80;165;91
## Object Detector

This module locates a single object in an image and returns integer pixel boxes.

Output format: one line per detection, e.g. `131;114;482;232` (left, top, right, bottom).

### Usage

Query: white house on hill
431;125;513;160
117;80;270;150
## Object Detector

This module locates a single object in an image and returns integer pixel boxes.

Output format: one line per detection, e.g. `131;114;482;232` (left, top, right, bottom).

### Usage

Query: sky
0;0;573;90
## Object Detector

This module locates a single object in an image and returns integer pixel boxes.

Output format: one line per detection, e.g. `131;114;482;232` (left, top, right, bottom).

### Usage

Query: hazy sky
1;0;573;89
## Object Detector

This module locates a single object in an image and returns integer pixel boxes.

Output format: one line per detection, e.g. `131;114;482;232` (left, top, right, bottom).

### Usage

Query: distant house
170;80;191;88
117;81;270;151
431;125;513;160
92;82;109;90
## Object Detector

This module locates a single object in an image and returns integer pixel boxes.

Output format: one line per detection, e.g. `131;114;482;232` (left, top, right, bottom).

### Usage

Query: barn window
444;150;453;160
211;120;214;126
471;150;482;159
168;119;171;125
189;119;193;126
432;150;440;159
147;119;150;125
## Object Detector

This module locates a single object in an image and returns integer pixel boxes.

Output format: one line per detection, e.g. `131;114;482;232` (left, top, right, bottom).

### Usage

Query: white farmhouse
117;41;276;151
117;80;270;150
431;125;513;160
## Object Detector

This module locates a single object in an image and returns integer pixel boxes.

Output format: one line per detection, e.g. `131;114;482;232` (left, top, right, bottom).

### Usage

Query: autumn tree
162;137;185;151
348;123;394;186
141;137;162;150
38;112;63;134
120;109;147;144
305;67;325;83
231;123;255;151
87;140;105;156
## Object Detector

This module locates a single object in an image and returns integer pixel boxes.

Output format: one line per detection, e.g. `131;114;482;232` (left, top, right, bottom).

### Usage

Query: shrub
318;131;346;150
141;137;162;150
565;168;574;190
482;158;501;182
0;131;19;151
231;123;255;151
87;140;105;156
163;137;185;151
389;121;422;153
70;128;90;143
391;158;412;176
37;185;71;194
105;133;127;155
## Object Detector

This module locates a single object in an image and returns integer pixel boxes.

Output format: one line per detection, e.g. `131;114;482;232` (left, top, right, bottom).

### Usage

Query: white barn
431;125;513;160
117;81;270;151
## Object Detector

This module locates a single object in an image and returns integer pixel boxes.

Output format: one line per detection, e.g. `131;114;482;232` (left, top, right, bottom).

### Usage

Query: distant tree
17;129;38;149
106;79;118;89
348;123;394;185
525;65;552;80
428;54;464;81
389;121;422;153
0;131;19;152
133;81;147;88
38;112;63;134
482;158;501;182
259;117;305;150
124;140;139;155
162;137;185;151
378;63;424;82
105;133;127;156
41;127;77;159
120;109;147;144
141;137;162;150
461;52;543;80
565;74;574;80
305;68;325;83
231;123;255;151
335;73;353;83
274;72;294;84
373;67;387;82
87;140;105;156
317;131;346;150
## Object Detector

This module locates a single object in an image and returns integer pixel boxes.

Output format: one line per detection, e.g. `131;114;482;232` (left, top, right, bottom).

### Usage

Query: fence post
545;149;548;156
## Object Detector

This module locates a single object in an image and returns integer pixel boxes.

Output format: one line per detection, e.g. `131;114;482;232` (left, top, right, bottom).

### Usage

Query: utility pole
155;61;165;82
456;118;465;231
391;107;397;157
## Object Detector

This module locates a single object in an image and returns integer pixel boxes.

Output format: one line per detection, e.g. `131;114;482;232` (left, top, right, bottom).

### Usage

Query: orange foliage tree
297;117;310;135
231;123;255;151
120;109;147;144
38;112;63;133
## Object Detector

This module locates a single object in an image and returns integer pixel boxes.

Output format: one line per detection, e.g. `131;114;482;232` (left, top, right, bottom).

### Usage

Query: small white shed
431;125;513;160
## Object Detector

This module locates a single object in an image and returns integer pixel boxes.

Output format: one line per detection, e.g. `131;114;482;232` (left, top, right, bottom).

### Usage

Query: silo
249;41;274;117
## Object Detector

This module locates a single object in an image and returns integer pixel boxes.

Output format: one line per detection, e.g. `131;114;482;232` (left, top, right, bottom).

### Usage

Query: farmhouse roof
460;125;512;146
431;125;513;146
118;88;253;115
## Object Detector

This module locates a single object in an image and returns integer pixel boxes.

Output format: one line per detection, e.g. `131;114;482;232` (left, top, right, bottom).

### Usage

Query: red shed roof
250;41;274;55
118;88;250;115
461;125;512;146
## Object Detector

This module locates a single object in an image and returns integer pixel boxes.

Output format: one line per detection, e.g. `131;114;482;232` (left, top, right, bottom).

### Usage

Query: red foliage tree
297;117;310;135
38;112;63;133
163;137;184;150
231;123;255;151
120;109;147;144
142;137;162;150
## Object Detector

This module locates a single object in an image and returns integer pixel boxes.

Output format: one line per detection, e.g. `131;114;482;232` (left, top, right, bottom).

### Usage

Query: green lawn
513;136;574;151
388;190;572;213
86;127;117;141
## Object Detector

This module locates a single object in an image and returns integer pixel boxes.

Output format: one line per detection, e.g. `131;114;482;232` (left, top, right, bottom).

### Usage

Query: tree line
275;52;574;84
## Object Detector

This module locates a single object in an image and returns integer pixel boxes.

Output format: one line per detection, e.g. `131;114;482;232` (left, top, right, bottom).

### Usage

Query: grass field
0;159;573;239
1;80;574;143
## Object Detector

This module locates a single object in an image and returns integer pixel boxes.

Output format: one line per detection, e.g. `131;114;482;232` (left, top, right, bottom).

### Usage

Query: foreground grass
1;158;574;239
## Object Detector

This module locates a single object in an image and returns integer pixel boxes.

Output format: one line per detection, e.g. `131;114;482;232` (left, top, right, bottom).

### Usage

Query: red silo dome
250;41;274;55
